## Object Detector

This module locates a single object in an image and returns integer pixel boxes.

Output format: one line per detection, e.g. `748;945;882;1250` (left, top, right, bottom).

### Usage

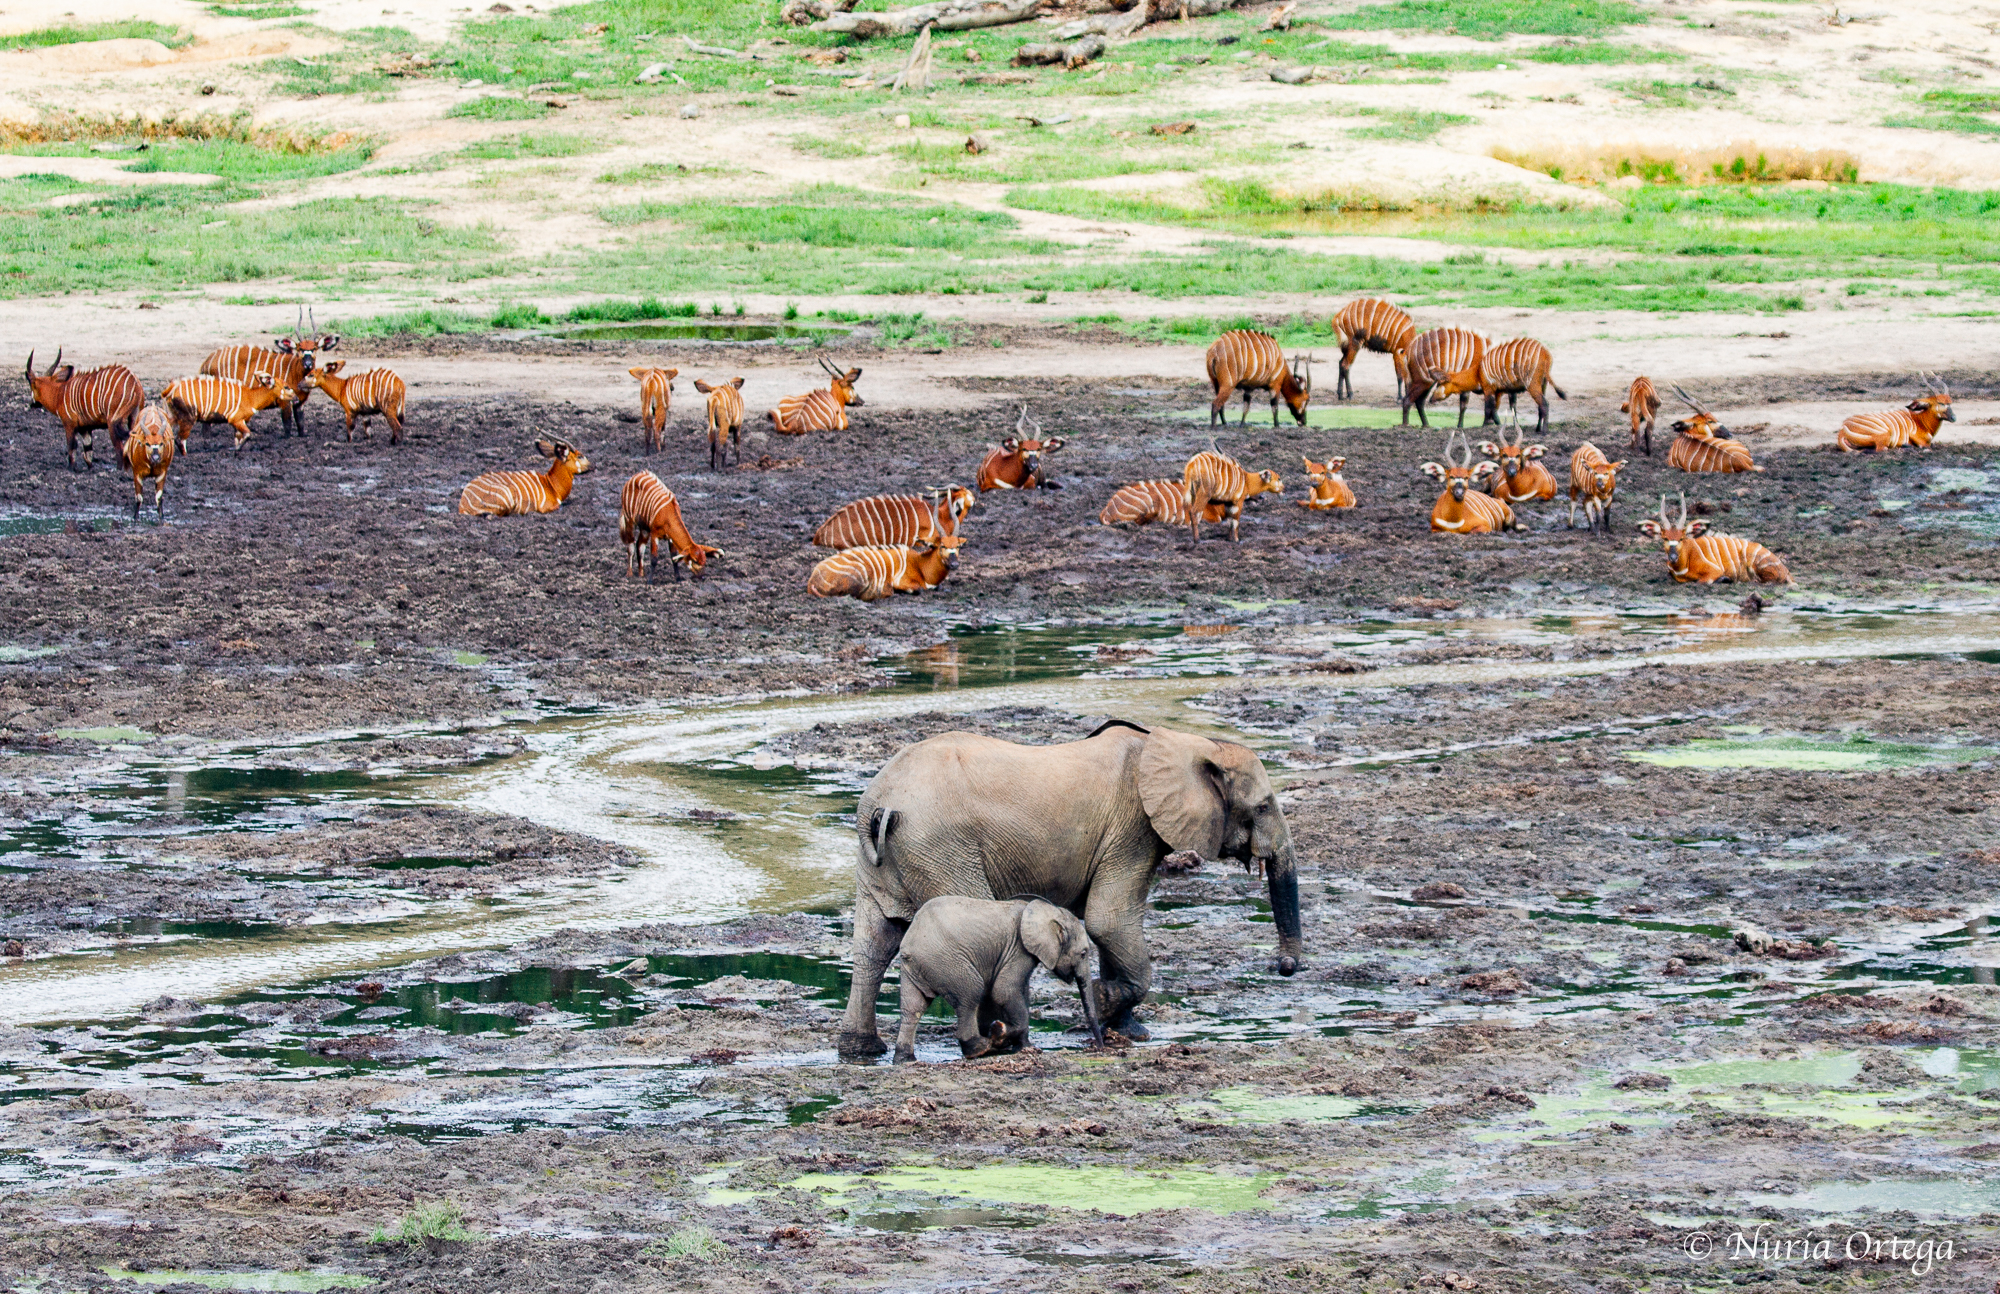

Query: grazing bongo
1183;443;1284;542
1431;337;1566;434
458;437;592;516
1638;493;1792;585
628;366;678;453
162;372;298;454
1297;456;1356;511
1666;385;1762;474
1100;480;1228;528
771;358;863;435
815;487;975;550
121;405;175;519
1420;430;1516;534
23;350;143;471
694;377;746;470
1838;374;1955;453
1621;376;1661;456
1567;441;1624;533
1332;297;1415;401
1478;422;1557;506
807;539;961;602
1401;327;1485;428
619;470;722;580
977;407;1067;492
304;362;407;445
1205;330;1311;428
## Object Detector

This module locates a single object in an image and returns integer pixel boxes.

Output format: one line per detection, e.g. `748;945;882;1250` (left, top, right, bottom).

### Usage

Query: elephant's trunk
1079;977;1104;1046
1265;838;1304;977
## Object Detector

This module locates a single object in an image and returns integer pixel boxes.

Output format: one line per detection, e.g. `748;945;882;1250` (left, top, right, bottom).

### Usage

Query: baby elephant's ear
1019;900;1071;971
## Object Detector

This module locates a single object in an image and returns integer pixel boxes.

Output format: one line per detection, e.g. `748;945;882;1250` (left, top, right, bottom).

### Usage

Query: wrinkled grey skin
893;896;1101;1063
839;719;1304;1061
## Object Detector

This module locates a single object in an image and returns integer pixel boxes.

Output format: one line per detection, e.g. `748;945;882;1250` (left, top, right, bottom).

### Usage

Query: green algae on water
104;1270;373;1291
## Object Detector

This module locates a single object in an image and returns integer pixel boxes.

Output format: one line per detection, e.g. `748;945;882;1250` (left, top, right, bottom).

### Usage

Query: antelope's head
1478;423;1546;481
275;308;340;368
694;376;746;396
537;436;592;475
1251;468;1285;497
912;535;965;582
1636;493;1708;565
934;485;977;530
682;540;724;573
302;360;346;394
23;348;71;412
1584;454;1626;498
818;358;863;407
1006;406;1066;484
1910;371;1955;423
1420;430;1496;501
131;406;171;467
1670;384;1729;441
250;368;300;405
1278;353;1313;424
629;365;679;389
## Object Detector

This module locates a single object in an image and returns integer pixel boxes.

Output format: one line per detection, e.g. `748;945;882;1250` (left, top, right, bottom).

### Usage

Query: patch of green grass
206;2;311;16
1885;113;2000;137
0;188;502;298
1320;0;1647;40
124;138;376;182
447;96;551;121
372;1201;479;1247
599;184;1036;254
595;162;701;184
460;133;600;160
563;296;699;321
0;20;191;49
790;134;871;161
1613;78;1735;107
1347;109;1474;141
645;1226;725;1261
1915;89;2000;113
1523;41;1681;63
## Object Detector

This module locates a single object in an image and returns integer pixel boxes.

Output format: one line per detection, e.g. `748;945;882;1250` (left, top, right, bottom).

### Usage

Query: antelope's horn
309;307;317;335
23;351;31;380
49;347;61;375
1677;491;1688;528
295;306;303;338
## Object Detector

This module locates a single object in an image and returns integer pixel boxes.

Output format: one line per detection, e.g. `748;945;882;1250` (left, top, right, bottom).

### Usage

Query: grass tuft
446;96;552;121
461;133;600;160
1348;109;1474;141
372;1201;479;1247
1320;0;1646;40
646;1226;726;1261
0;20;191;49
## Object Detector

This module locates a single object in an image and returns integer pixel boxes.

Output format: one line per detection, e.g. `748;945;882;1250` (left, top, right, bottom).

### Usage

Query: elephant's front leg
839;892;905;1060
1085;880;1154;1041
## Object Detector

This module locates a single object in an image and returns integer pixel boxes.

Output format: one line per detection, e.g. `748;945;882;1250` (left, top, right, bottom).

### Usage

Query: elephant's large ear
1019;899;1069;972
1136;728;1227;858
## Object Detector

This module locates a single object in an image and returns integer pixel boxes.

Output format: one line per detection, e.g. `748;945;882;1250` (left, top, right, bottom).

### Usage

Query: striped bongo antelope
304;362;406;445
162;372;299;454
1478;421;1557;506
1401;327;1486;428
814;486;976;550
23;350;143;471
1638;493;1792;585
694;377;746;470
1666;385;1763;474
619;470;722;581
1099;480;1229;528
1183;442;1284;542
770;358;863;435
977;407;1067;492
807;538;962;602
1332;298;1415;401
1838;374;1955;453
1206;330;1311;428
628;366;678;453
121;405;175;519
1567;441;1625;533
1431;337;1566;434
1420;430;1516;534
200;310;339;438
1297;456;1356;510
458;437;593;516
1621;375;1661;456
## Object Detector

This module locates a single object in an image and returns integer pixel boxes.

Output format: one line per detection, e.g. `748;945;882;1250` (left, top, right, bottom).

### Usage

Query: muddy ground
1;656;1996;1291
1;353;1996;746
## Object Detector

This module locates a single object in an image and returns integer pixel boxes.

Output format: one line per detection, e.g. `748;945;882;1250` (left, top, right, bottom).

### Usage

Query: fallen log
1013;33;1105;68
1050;6;1145;39
812;0;1047;38
779;0;856;24
1145;0;1238;18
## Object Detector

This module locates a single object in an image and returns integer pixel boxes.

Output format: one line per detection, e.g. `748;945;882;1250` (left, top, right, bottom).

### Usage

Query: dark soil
1;359;1995;744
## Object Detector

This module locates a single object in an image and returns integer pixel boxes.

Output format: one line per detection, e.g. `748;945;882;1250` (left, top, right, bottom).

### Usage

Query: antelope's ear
1329;456;1346;471
1636;520;1661;539
1907;399;1927;412
1000;436;1020;454
693;379;714;393
1042;436;1066;452
1471;460;1498;481
730;376;745;389
1670;419;1690;434
1608;460;1625;472
665;368;679;380
628;367;648;379
54;365;74;381
320;360;344;375
274;337;296;352
1419;462;1447;482
534;437;558;457
320;335;341;351
1686;520;1710;537
1300;456;1316;471
1477;441;1502;457
844;367;863;381
1523;444;1547;459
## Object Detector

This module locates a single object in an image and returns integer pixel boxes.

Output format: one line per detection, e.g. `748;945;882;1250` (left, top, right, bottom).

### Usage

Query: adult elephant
837;719;1304;1060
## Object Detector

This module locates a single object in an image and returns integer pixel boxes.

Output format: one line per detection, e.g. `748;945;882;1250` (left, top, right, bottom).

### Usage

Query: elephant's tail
862;806;899;868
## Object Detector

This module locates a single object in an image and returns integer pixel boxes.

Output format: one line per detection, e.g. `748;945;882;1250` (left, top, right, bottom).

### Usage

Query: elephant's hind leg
839;892;904;1060
893;975;933;1064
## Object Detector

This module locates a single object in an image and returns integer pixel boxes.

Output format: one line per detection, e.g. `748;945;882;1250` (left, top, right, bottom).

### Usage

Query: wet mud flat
1;365;1997;747
3;654;1998;1290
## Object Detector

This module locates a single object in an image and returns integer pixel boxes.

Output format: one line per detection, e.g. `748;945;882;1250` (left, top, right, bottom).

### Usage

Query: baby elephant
894;896;1102;1063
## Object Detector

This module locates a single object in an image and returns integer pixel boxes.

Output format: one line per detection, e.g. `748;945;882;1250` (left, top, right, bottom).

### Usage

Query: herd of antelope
27;298;1966;598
